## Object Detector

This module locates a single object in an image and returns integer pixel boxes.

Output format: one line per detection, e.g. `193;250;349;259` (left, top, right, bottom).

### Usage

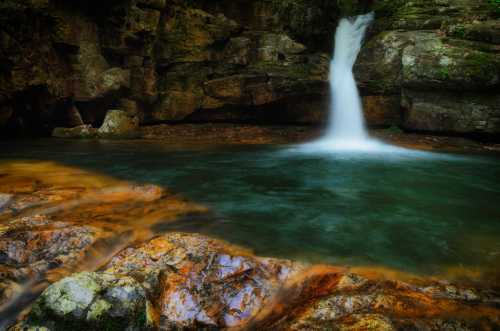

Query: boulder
23;272;154;331
105;233;304;329
98;109;139;138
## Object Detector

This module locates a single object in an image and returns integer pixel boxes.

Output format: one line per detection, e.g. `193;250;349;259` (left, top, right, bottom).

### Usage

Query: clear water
1;139;500;276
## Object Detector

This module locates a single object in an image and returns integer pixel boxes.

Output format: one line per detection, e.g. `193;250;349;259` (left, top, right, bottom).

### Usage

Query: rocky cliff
0;0;498;139
356;0;500;138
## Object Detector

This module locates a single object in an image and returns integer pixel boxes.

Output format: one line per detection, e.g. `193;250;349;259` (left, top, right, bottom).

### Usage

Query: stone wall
0;0;338;137
355;0;500;137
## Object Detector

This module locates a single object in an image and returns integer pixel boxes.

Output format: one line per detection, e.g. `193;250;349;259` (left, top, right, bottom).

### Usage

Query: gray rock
24;272;153;330
98;110;139;139
0;193;12;211
402;89;500;134
52;125;98;139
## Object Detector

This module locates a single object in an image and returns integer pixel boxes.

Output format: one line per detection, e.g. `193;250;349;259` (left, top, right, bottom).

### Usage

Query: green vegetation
487;0;500;16
453;25;466;39
438;67;450;80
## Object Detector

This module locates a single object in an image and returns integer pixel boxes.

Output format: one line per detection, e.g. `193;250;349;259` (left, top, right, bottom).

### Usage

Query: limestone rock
98;109;139;138
0;161;209;322
355;31;414;94
23;272;154;331
155;7;240;66
52;125;98;138
402;89;500;135
401;35;500;91
105;232;304;329
362;95;401;127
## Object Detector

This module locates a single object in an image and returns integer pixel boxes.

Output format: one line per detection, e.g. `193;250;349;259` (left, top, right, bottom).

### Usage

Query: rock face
0;0;336;137
355;0;500;136
0;0;499;138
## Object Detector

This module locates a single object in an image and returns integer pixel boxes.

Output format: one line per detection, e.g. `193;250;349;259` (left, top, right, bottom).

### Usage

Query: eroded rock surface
356;0;500;136
21;272;154;331
15;232;500;331
0;161;207;326
0;160;499;330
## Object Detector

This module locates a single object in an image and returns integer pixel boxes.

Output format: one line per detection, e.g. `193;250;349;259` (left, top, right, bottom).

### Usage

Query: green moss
453;25;466;39
386;125;403;134
372;0;406;17
438;67;450;79
487;0;500;16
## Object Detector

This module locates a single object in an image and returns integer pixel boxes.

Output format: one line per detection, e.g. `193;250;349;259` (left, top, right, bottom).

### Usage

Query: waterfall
325;12;374;142
305;12;395;152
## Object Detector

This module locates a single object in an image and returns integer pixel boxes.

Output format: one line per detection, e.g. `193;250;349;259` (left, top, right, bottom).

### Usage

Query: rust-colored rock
105;232;305;329
362;95;401;127
2;160;500;330
0;161;207;324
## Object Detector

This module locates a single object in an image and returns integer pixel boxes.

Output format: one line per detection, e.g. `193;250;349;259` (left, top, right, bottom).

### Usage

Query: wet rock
0;161;208;322
355;0;500;137
21;272;154;330
52;125;98;139
267;277;500;331
65;105;85;127
362;95;401;127
355;31;414;95
98;109;139;139
105;232;304;329
401;34;500;91
0;193;12;210
402;89;500;135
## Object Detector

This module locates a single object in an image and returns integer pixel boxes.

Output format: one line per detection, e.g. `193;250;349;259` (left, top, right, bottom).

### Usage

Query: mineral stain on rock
0;161;499;330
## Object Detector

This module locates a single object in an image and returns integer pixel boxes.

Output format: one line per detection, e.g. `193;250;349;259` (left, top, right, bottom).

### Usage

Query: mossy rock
21;272;155;331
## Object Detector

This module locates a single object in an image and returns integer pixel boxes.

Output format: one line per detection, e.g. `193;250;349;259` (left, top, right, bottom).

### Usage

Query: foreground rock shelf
0;161;499;330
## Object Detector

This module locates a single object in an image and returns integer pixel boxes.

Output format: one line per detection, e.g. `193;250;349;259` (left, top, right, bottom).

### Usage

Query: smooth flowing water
2;140;500;278
308;12;393;152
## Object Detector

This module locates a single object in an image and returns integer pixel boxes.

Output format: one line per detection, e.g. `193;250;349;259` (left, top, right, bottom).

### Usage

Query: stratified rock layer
356;0;500;136
0;0;335;137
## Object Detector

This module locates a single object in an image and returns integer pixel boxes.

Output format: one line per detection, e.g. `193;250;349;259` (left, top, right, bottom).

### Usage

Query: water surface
2;139;499;277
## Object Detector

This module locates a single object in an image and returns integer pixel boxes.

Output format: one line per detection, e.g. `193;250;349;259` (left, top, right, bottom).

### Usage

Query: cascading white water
325;12;374;142
305;12;399;152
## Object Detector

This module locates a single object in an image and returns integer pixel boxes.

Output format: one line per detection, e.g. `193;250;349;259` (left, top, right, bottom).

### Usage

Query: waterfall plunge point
302;12;404;153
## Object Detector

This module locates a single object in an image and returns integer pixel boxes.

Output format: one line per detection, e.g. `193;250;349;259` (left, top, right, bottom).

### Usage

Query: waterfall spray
304;12;399;152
